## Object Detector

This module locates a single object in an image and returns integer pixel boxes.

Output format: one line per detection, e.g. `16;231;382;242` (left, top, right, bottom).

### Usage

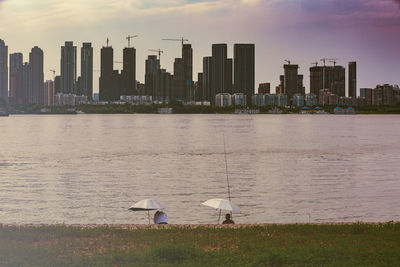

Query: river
0;114;399;224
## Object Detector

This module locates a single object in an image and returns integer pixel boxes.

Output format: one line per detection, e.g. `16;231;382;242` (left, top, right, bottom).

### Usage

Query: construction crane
106;38;110;47
49;69;56;80
284;59;291;65
148;49;164;60
162;37;188;46
320;58;329;67
311;62;318;67
329;58;338;66
126;35;138;48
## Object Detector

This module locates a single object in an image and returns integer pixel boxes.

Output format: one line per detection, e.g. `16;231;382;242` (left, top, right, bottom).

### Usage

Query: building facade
348;61;357;98
29;46;44;105
81;43;93;99
9;53;23;104
234;43;255;105
0;39;8;103
61;41;77;94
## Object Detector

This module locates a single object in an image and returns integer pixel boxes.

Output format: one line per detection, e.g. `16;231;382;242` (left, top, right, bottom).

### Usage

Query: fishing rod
222;132;231;201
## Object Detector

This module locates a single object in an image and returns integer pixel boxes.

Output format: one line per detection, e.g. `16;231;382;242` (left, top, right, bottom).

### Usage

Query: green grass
0;223;399;266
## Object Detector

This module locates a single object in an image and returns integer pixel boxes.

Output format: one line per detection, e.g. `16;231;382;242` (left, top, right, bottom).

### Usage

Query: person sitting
222;213;234;224
154;211;168;224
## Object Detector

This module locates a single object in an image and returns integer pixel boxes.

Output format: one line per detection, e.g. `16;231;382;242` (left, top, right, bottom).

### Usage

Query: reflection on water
0;114;400;224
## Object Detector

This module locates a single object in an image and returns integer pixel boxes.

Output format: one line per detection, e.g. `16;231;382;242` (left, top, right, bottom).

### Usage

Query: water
1;114;399;224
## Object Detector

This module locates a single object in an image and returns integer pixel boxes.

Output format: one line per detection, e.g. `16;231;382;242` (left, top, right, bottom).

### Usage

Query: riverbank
1;222;398;266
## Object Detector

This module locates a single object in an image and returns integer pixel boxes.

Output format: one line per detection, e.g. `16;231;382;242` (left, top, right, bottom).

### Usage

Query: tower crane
126;35;138;48
329;58;338;66
311;62;318;67
148;49;164;61
162;37;189;47
320;58;329;67
284;59;291;65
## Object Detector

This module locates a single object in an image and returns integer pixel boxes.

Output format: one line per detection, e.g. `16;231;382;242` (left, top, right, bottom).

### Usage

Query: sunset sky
0;0;399;94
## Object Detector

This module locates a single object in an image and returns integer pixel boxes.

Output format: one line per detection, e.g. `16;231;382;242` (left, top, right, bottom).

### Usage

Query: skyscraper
310;65;345;97
61;41;77;94
173;58;185;101
182;44;193;101
283;64;299;99
29;46;44;105
121;47;137;96
349;61;357;98
81;43;93;99
99;46;120;101
234;43;255;105
43;80;55;106
22;62;30;104
202;56;212;102
9;53;23;104
212;44;227;99
145;55;159;99
0;39;8;103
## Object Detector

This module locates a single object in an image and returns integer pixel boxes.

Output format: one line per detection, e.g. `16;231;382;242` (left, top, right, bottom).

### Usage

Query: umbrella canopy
129;199;165;211
201;198;240;213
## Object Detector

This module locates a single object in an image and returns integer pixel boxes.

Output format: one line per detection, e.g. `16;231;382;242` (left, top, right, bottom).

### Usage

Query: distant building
276;94;288;107
145;55;159;98
266;94;277;106
22;63;30;104
283;64;299;99
212;44;228;99
305;93;318;107
234;43;255;105
310;64;345;97
61;41;77;94
182;44;193;101
29;46;44;105
292;94;304;107
215;93;232;107
43;80;55;106
196;72;203;102
232;93;246;106
202;56;212;102
9;53;23;104
252;94;266;107
360;88;373;105
173;58;185;101
373;84;394;105
99;46;120;101
348;61;357;98
0;39;8;103
121;46;136;96
81;43;93;99
258;83;270;94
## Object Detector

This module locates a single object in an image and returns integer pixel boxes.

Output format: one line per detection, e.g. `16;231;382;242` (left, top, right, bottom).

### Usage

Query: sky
0;0;399;95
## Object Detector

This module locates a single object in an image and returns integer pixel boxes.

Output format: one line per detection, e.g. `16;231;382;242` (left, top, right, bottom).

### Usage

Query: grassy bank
0;223;399;266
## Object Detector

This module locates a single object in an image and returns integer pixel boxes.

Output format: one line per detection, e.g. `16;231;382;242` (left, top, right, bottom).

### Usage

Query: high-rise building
225;58;233;93
61;41;77;94
202;56;212;102
0;39;8;103
310;65;345;97
234;43;255;105
159;69;172;103
283;64;299;99
349;61;357;98
212;44;227;99
9;53;23;104
43;80;55;106
99;46;120;101
196;72;203;102
29;46;44;105
258;83;270;94
121;47;136;96
145;55;159;99
173;58;185;101
22;63;30;104
81;43;93;99
182;44;193;101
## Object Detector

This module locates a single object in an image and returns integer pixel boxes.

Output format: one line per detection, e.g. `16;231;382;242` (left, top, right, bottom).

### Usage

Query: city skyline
0;0;399;95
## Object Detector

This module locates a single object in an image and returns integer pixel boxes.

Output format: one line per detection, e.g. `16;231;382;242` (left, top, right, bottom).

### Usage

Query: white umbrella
201;198;240;224
129;199;165;224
